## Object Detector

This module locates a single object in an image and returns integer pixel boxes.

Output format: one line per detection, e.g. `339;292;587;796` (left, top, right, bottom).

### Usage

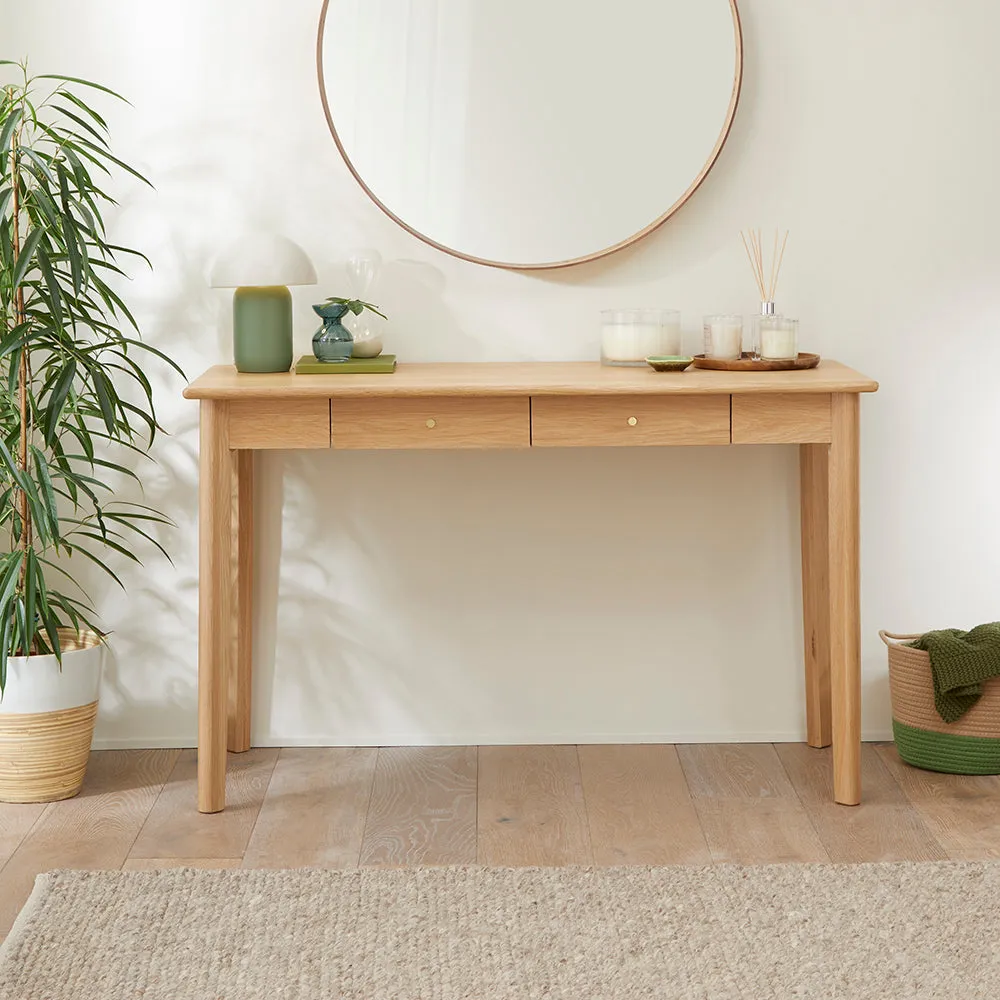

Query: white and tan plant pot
0;631;104;803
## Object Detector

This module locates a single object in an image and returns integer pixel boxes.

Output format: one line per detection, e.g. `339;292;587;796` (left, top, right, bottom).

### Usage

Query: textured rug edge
16;859;1000;879
0;873;52;966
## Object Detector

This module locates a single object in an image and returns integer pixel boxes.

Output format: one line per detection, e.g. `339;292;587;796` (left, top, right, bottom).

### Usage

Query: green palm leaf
0;67;182;680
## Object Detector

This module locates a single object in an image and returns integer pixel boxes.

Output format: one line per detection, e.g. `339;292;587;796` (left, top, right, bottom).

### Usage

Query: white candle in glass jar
600;309;681;365
760;321;798;360
705;317;742;360
601;322;661;363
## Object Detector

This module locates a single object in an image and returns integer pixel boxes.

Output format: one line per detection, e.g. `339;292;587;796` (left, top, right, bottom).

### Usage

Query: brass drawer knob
426;418;437;429
627;416;638;427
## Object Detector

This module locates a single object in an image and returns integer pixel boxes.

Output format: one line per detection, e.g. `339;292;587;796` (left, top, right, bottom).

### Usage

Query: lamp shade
209;233;317;288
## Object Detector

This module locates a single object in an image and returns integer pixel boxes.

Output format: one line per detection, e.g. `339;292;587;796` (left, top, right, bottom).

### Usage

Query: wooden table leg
828;393;861;805
800;443;832;748
198;400;233;813
228;449;254;753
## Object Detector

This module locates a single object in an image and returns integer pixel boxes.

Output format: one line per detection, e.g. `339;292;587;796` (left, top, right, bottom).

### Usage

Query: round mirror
318;1;742;270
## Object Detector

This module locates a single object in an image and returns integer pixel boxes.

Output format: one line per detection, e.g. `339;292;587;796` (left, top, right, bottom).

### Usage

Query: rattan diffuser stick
740;228;789;305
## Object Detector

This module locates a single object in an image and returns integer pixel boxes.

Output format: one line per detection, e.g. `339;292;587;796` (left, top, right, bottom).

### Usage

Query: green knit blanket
911;622;1000;723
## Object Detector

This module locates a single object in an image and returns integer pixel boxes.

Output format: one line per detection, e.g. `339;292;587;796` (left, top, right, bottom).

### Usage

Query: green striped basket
882;630;1000;774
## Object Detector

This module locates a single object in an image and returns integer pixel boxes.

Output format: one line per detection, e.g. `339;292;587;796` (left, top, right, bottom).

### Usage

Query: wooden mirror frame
316;0;743;271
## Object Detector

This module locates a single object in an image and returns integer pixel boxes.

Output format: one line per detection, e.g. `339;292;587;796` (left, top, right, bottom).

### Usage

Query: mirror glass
319;1;741;269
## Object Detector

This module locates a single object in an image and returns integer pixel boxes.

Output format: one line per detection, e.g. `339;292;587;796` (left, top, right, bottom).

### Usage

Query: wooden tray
691;352;820;372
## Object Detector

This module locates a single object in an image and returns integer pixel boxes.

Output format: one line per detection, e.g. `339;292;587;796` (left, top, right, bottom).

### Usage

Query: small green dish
645;355;694;372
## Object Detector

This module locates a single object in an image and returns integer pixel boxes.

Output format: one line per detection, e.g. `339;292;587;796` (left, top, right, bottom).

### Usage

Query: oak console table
184;361;878;813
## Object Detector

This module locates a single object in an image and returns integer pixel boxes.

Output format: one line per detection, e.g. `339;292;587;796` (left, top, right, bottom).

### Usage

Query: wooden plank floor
2;742;997;939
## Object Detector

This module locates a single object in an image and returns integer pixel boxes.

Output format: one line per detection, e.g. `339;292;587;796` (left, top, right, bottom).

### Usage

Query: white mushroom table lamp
210;233;317;372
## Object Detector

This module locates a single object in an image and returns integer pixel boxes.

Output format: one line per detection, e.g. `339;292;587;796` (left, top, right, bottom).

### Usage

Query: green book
294;354;397;375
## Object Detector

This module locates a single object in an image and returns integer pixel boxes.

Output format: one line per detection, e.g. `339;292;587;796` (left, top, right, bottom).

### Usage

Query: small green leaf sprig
323;297;387;320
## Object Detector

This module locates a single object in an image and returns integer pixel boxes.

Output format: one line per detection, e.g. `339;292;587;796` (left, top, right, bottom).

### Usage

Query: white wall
5;0;1000;747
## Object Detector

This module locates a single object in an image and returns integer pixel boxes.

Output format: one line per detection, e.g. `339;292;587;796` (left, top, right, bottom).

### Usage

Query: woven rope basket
0;702;99;802
882;630;1000;774
0;629;102;803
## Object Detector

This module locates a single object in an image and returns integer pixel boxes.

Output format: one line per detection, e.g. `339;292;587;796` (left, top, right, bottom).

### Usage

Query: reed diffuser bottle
741;229;796;360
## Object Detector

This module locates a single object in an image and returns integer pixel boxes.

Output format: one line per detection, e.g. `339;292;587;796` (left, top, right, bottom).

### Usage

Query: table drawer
531;395;731;447
732;394;831;444
332;396;530;449
228;398;331;449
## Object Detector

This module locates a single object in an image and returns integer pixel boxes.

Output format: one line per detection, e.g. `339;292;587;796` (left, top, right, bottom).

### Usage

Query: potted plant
0;63;180;802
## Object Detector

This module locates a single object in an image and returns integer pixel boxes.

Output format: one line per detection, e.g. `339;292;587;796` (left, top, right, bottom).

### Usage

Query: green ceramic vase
232;286;293;373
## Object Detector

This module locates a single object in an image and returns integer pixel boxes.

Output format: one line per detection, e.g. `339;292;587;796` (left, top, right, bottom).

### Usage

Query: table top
183;360;878;400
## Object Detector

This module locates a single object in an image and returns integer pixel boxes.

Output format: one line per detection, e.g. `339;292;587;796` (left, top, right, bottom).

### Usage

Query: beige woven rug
2;863;999;998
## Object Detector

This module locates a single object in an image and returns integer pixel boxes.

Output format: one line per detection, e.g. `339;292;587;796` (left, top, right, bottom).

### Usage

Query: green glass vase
232;286;293;373
312;302;354;363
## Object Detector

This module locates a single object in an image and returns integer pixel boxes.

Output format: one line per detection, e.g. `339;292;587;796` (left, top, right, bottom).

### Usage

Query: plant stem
8;88;31;623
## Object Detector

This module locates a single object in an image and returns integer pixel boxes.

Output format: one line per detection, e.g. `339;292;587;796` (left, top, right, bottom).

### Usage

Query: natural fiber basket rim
8;628;104;659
